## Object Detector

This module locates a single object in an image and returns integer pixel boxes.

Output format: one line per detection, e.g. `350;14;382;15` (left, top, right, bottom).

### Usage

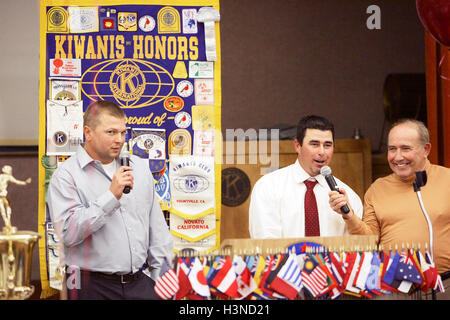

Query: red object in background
416;0;450;47
103;18;115;29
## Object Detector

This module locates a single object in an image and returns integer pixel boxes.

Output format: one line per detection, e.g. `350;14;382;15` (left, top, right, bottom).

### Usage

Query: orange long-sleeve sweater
345;160;450;274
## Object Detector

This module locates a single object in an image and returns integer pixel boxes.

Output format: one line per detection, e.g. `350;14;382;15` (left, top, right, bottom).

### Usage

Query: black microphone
119;149;131;194
413;170;427;192
320;166;350;214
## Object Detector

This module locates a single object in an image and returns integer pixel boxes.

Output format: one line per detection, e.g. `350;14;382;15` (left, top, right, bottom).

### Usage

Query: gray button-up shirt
47;146;173;279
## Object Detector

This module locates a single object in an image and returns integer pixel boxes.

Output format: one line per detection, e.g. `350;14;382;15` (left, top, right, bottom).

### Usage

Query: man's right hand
110;166;134;199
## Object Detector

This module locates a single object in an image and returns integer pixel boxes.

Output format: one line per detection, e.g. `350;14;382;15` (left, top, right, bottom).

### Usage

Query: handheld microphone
320;166;350;214
119;148;131;194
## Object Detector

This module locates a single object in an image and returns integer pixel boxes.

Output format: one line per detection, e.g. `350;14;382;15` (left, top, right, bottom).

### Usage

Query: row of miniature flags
154;249;445;300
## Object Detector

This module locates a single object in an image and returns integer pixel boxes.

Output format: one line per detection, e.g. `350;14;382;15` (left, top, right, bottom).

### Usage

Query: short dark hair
296;115;334;145
83;100;125;128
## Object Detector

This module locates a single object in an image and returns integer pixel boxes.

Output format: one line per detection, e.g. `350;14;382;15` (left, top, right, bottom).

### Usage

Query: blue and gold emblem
80;59;175;109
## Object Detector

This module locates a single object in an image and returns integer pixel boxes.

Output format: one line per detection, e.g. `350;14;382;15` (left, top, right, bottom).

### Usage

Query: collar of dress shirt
292;159;328;188
76;145;134;169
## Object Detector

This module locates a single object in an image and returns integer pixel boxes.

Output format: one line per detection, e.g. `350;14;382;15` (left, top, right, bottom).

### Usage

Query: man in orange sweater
329;119;449;299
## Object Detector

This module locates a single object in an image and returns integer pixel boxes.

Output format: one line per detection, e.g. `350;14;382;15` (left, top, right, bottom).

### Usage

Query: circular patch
221;167;251;207
139;15;155;32
49;10;65;26
164;96;184;112
53;131;68;147
176;80;193;98
304;260;314;271
109;63;146;102
162;11;175;26
174;111;191;128
54;90;76;101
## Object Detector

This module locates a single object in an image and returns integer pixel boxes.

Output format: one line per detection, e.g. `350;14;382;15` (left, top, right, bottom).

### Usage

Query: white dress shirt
249;159;363;239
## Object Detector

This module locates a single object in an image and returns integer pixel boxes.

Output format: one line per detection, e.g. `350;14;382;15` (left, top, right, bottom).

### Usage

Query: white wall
0;0;39;142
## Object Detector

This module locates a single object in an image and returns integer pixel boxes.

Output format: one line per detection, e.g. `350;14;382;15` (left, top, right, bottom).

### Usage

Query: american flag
154;259;180;300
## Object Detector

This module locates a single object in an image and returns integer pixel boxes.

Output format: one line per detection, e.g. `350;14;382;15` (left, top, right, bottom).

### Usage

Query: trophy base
1;226;17;234
0;285;35;300
0;230;41;300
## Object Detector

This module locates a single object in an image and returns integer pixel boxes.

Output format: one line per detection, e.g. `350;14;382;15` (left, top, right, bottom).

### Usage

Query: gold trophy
0;165;41;299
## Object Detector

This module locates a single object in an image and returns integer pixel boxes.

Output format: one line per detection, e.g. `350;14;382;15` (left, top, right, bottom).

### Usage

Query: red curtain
425;31;450;167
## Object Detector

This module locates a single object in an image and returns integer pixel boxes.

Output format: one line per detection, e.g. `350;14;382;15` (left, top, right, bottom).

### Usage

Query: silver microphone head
119;141;130;158
320;166;332;176
119;145;130;166
119;150;130;158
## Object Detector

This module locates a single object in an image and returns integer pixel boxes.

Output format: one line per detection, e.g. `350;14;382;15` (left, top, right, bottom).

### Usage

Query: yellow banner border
39;0;221;298
169;206;215;219
170;228;216;242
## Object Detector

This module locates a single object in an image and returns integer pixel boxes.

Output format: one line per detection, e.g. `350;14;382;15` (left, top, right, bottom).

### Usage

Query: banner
38;0;221;297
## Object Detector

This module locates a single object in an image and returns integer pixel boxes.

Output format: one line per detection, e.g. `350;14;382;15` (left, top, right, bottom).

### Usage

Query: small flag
175;257;191;300
260;254;286;299
209;256;239;298
251;255;267;299
245;255;258;276
270;253;302;300
424;251;445;293
365;251;381;292
301;254;327;298
354;251;373;291
154;259;179;300
188;257;211;298
317;253;340;299
233;255;257;299
394;251;422;285
341;252;360;294
418;250;434;292
329;252;345;286
382;251;400;287
345;252;362;295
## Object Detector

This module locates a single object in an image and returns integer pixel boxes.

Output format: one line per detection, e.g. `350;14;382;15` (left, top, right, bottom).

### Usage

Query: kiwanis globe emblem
81;59;175;108
110;63;146;102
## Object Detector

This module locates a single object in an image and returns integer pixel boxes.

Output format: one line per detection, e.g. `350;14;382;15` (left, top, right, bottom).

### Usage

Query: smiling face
387;123;430;182
294;128;334;176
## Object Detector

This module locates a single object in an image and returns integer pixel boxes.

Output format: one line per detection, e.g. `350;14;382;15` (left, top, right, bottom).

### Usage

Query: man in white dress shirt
249;115;363;239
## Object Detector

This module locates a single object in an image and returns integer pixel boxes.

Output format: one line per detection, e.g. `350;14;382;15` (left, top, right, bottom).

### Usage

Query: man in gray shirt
47;100;173;300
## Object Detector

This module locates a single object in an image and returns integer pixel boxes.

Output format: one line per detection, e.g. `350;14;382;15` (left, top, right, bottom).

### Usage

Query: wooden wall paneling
425;31;450;166
425;32;439;164
440;45;450;167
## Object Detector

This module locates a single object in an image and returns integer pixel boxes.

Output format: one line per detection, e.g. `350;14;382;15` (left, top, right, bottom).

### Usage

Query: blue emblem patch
173;174;209;193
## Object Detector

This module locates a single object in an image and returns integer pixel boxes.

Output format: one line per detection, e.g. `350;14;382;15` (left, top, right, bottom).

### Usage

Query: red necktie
304;180;320;236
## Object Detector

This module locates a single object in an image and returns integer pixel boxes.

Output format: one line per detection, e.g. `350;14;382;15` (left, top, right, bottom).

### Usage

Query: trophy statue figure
0;165;40;300
0;165;31;233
